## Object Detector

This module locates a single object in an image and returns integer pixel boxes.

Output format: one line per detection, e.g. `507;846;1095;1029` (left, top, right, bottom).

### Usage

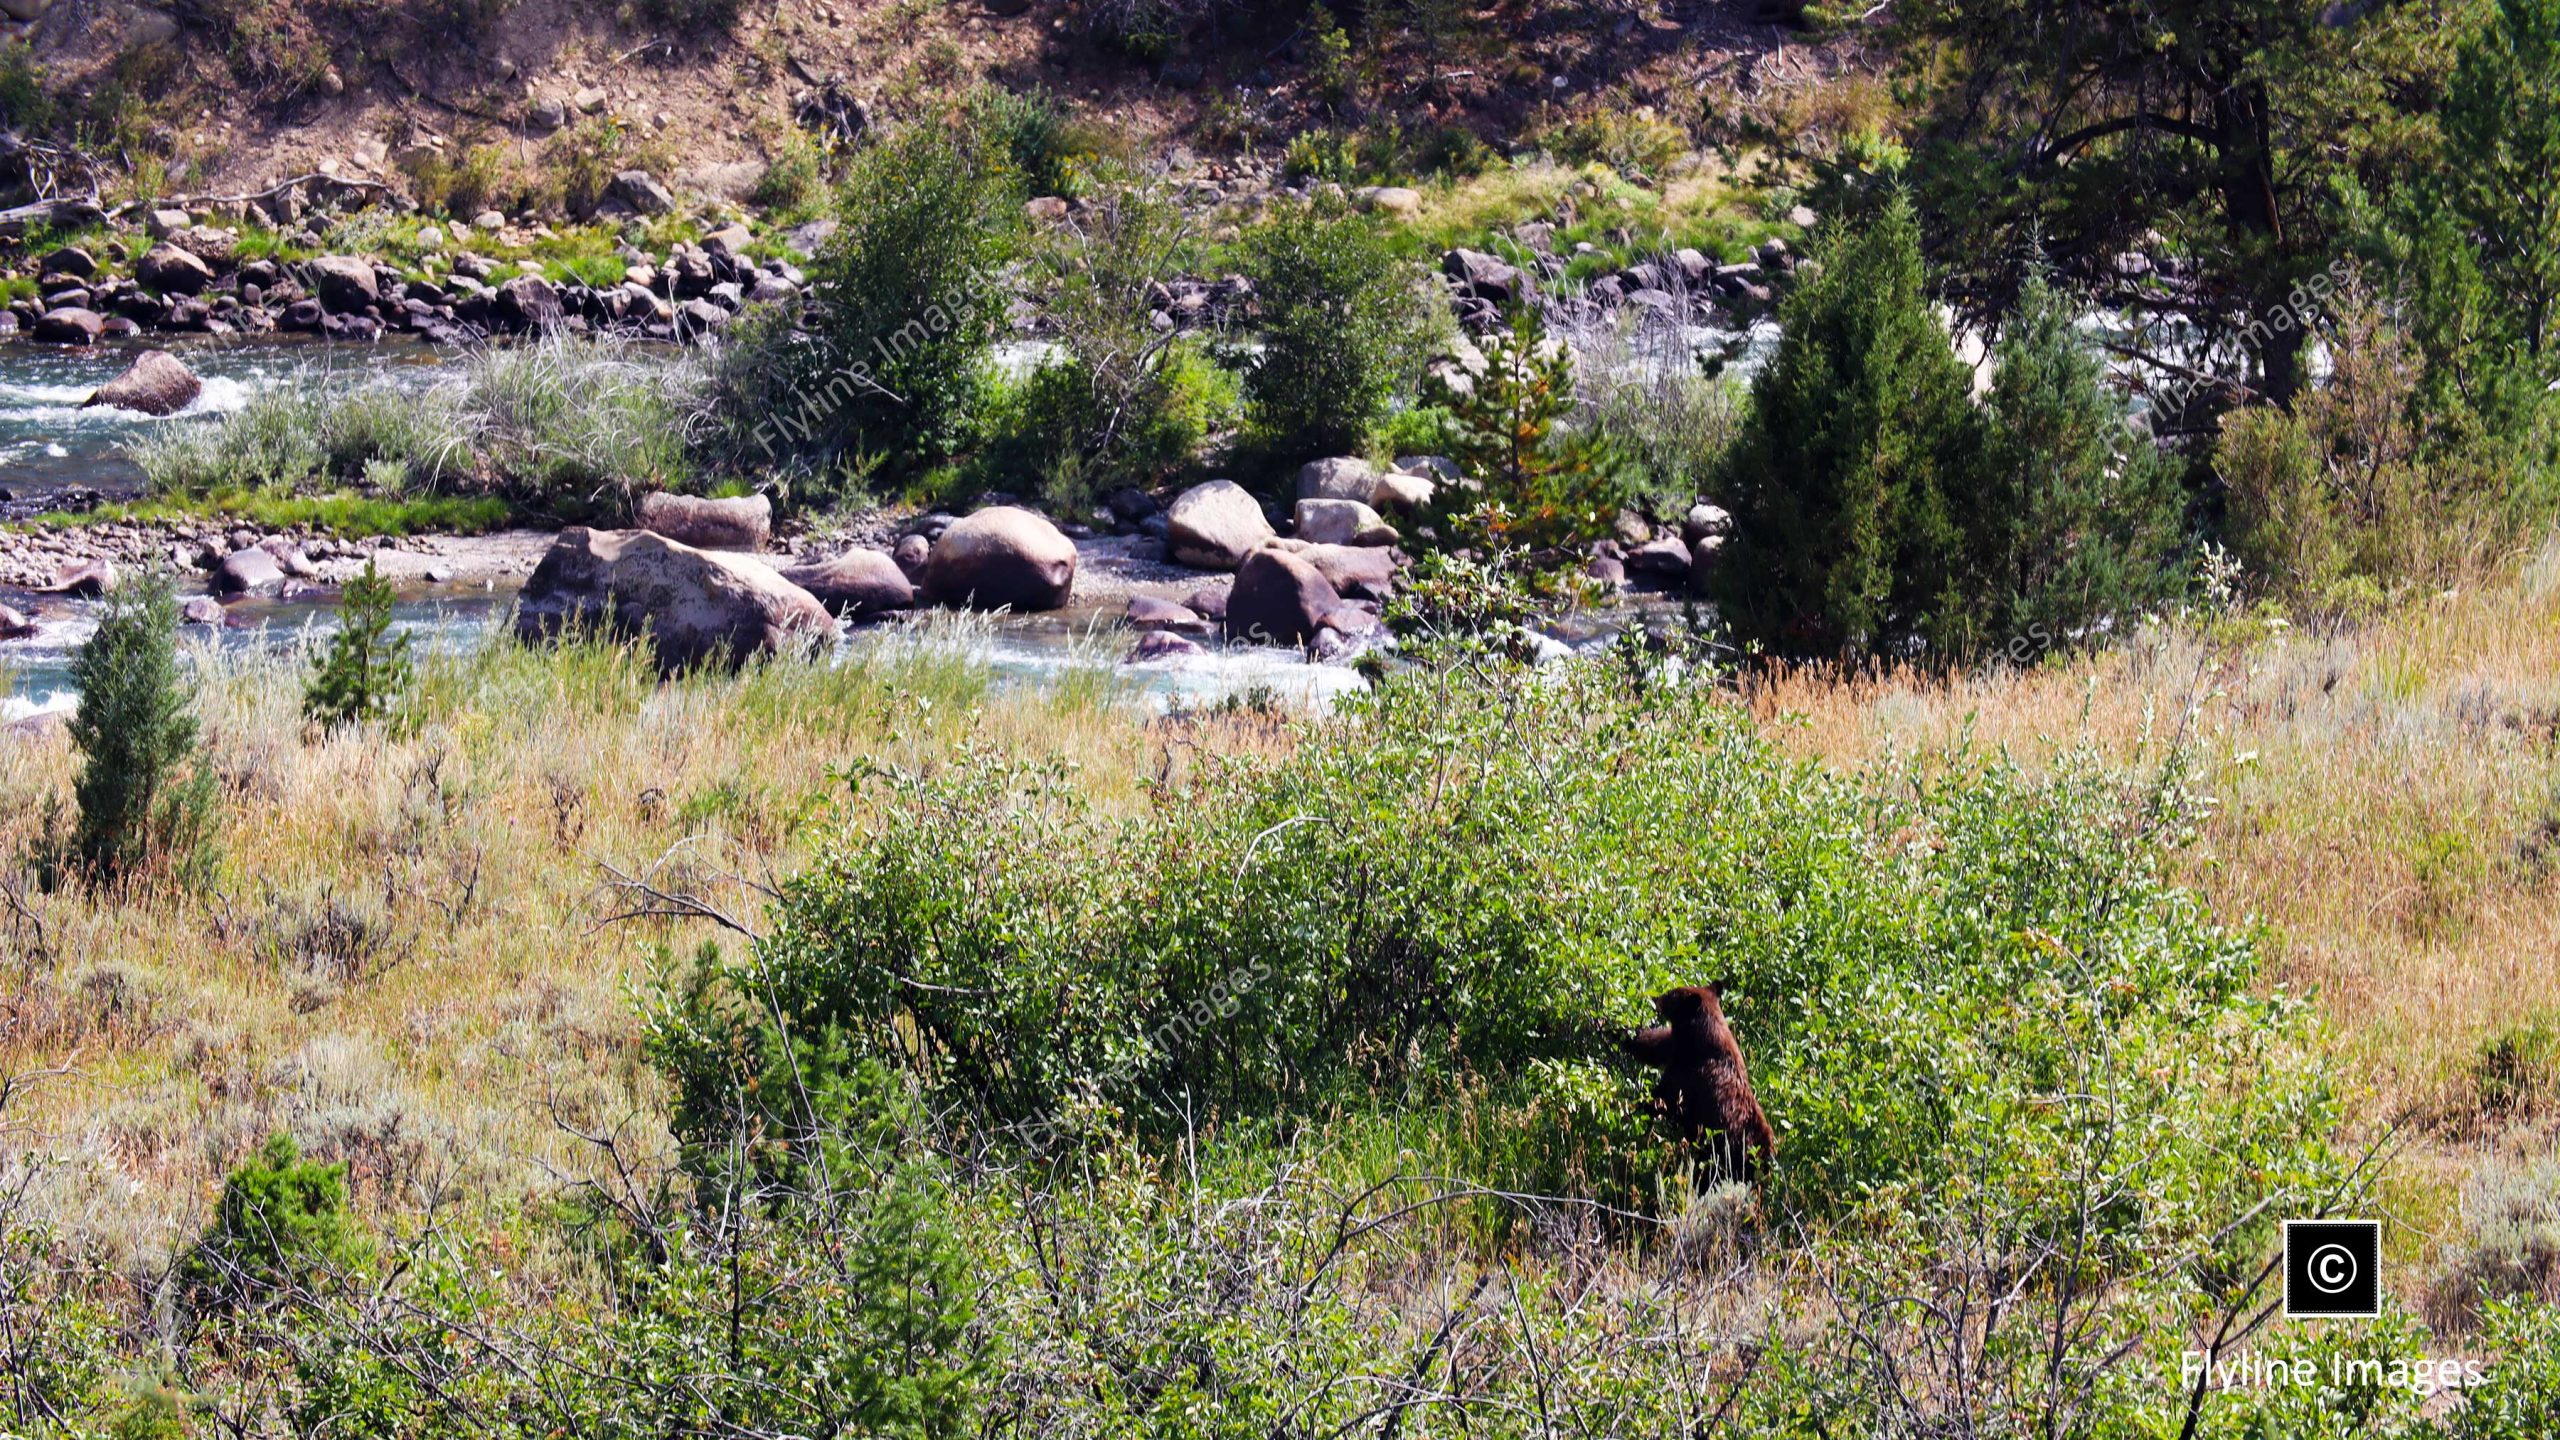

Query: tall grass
127;335;702;522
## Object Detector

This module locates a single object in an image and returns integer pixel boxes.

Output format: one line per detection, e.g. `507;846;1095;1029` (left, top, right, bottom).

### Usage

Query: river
0;337;1382;721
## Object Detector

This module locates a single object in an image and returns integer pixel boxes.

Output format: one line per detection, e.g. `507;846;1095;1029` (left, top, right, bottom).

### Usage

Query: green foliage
1580;341;1747;516
1305;4;1358;109
2378;0;2560;440
748;121;1014;475
974;182;1228;504
302;563;415;731
1958;272;2188;651
0;39;55;133
1713;196;1983;655
131;337;694;520
1892;0;2435;404
63;573;217;887
179;1134;364;1314
652;660;2332;1231
1422;307;1624;552
2449;1299;2560;1438
398;141;505;220
1232;197;1427;467
1534;102;1691;182
2211;280;2520;607
965;84;1086;199
751;128;828;218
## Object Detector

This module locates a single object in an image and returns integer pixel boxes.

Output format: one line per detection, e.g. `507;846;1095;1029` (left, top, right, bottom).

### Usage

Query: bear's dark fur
1621;985;1776;1182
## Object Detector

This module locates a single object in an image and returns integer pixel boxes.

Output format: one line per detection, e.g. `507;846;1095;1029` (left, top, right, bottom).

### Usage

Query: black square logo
2283;1219;2381;1319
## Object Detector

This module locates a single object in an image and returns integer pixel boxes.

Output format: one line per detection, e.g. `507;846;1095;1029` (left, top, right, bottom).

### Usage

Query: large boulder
310;255;380;312
779;548;914;617
514;527;836;672
0;604;33;639
921;506;1078;612
495;274;564;330
212;547;286;595
1228;546;1341;647
1442;248;1527;303
612;170;678;216
82;349;202;416
137;243;216;296
31;307;103;344
1371;470;1435;514
1125;595;1211;634
636;491;771;551
1295;457;1381;504
45;559;115;597
1293;498;1398;548
1275;540;1400;600
1682;503;1734;543
1624;533;1694;582
1165;480;1275;571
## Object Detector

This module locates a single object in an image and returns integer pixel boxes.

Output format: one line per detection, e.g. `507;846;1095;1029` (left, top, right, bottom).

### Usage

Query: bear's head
1652;984;1725;1022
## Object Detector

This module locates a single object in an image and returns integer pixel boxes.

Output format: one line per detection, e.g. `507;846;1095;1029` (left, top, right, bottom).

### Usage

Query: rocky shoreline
0;451;1728;678
4;164;1796;356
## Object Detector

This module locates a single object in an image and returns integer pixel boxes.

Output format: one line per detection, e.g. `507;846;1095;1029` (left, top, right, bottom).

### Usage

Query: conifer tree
1966;274;2187;652
66;571;217;885
1714;195;1982;656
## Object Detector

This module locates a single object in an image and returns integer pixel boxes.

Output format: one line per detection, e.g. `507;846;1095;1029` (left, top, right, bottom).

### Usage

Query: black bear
1621;985;1776;1182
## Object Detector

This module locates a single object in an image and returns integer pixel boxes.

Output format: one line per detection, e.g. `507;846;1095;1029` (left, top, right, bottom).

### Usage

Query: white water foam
1;690;75;723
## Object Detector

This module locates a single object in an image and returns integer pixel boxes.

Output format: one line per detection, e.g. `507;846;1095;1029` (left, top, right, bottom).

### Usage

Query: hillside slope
3;0;1863;213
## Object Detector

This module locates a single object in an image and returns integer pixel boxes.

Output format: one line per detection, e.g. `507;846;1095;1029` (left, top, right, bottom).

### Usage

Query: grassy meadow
2;553;2556;1435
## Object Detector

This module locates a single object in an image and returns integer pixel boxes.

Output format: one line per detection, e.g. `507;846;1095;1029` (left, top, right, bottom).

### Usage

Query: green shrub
1580;334;1746;517
1232;197;1427;467
751;128;827;217
651;659;2333;1227
62;573;218;887
738;121;1013;475
303;563;415;731
965;84;1085;199
1713;194;1984;656
0;39;55;133
399;141;505;219
179;1134;364;1314
975;182;1229;502
2449;1299;2560;1437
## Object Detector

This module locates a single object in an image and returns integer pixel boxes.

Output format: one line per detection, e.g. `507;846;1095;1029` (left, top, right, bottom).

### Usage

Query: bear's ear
1706;981;1725;999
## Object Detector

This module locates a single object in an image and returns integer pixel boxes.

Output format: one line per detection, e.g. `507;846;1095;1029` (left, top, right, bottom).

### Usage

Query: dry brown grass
0;616;1276;1275
1743;543;2560;1264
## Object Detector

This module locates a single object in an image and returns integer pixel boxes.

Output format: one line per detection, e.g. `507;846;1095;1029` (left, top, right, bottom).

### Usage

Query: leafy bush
62;573;218;887
751;128;827;217
1232;197;1427;467
975;182;1229;503
965;84;1088;199
651;660;2333;1228
1713;194;1983;656
179;1134;364;1314
1579;338;1745;518
398;141;505;219
730;121;1013;476
0;40;55;133
303;563;415;731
